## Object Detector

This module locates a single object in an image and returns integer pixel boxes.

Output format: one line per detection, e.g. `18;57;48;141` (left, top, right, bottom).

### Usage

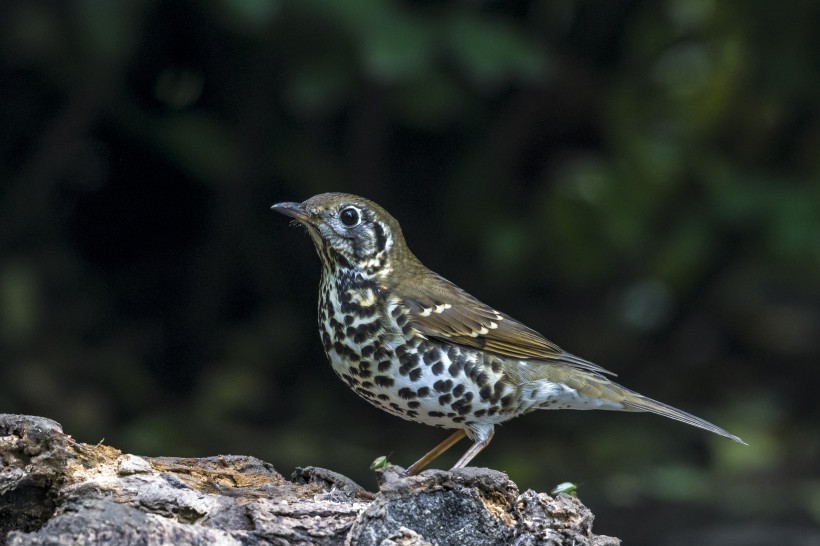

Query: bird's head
272;192;409;277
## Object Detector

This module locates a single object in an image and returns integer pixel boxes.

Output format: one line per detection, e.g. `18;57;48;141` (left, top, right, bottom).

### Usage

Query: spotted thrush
272;193;745;475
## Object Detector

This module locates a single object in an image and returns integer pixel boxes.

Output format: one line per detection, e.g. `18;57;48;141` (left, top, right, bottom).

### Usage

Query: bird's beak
271;201;311;223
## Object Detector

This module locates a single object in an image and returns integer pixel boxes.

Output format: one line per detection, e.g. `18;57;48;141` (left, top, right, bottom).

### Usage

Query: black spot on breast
333;341;359;361
490;359;502;374
377;394;390;401
321;331;332;351
416;386;430;397
431;362;444;375
433;379;453;393
408;401;420;409
452;416;466;423
353;322;380;344
398;388;416;400
374;346;390;360
378;360;392;372
491;380;506;403
398;350;417;368
452;384;465;397
428;411;445;418
342;374;360;386
473;409;487;418
479;386;492;401
361;344;376;358
476;373;490;387
355;387;375;398
361;381;374;389
500;394;513;408
448;362;462;377
408;368;422;382
438;394;452;405
374;375;394;387
423;350;438;365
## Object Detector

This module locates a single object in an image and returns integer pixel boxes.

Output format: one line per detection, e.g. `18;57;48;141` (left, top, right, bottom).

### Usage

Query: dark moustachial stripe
373;222;387;253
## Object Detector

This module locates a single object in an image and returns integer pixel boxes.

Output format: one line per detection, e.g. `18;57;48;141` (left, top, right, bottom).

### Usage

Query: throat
326;266;380;306
318;264;383;331
317;265;387;382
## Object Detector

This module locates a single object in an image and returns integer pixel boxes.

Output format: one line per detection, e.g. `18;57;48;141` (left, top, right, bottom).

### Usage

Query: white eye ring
339;206;361;227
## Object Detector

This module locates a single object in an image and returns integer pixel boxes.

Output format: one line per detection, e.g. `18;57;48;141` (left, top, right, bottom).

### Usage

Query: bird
271;192;745;475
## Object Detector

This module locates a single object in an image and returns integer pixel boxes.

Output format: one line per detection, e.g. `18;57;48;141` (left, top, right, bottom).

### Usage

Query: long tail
619;388;747;445
529;364;746;444
540;366;748;445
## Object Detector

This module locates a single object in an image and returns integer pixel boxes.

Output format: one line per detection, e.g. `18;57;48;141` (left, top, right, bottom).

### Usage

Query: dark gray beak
271;201;311;222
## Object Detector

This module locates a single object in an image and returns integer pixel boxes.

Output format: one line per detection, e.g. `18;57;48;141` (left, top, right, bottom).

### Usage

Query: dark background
2;1;819;544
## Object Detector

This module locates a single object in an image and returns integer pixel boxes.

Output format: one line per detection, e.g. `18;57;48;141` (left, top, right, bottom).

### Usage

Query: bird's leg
402;430;466;476
451;430;494;470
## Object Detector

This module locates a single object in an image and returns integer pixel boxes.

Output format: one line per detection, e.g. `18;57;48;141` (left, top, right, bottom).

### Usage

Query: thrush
272;192;745;475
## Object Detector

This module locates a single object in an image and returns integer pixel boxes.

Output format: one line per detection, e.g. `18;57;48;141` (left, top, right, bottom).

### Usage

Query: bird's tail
618;387;747;445
527;364;746;444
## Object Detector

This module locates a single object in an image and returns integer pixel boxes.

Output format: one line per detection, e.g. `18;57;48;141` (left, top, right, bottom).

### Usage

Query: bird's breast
317;275;534;430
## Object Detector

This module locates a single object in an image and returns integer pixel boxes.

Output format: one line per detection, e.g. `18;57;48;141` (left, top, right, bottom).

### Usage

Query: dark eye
340;207;360;227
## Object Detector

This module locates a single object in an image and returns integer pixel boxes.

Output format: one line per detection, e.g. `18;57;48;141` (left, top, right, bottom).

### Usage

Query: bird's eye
340;207;360;227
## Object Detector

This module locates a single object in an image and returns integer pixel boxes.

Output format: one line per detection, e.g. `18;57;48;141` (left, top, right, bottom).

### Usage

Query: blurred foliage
2;0;820;544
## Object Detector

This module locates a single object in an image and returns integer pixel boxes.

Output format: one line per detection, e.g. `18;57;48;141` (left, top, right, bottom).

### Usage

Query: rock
0;414;620;546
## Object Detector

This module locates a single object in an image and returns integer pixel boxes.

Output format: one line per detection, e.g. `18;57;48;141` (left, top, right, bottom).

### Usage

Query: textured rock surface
0;414;619;545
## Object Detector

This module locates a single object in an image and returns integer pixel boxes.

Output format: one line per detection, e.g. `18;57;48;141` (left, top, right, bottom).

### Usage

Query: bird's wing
397;273;616;377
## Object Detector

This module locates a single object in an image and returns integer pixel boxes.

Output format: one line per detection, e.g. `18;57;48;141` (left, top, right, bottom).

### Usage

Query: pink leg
451;430;494;469
403;430;466;476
